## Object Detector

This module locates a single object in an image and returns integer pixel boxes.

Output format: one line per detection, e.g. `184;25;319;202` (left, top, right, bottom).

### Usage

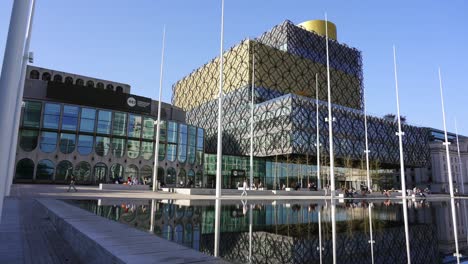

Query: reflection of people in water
242;199;248;215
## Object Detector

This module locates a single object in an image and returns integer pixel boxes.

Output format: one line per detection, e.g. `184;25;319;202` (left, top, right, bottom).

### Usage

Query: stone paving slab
37;198;228;264
0;198;81;264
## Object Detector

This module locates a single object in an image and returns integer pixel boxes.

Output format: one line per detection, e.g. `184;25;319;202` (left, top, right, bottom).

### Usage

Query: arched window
106;84;114;91
41;72;51;81
55;160;73;182
53;74;63;82
86;80;94;88
111;138;125;158
30;70;39;79
15;159;34;180
93;163;108;183
65;76;73;84
110;164;124;183
141;141;153;160
76;79;84;86
116;86;123;93
36;159;54;181
125;164;139;183
74;161;91;183
96;82;104;89
166;167;176;185
19;129;38;151
140;165;153;185
177;169;186;187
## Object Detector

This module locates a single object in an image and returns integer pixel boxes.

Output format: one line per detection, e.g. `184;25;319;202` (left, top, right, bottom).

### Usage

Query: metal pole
215;0;225;198
149;199;155;232
363;87;371;191
318;209;323;264
249;203;253;263
152;26;166;192
392;46;407;198
325;14;335;196
5;0;36;196
438;69;460;262
316;73;321;190
438;68;455;198
0;0;33;223
454;118;465;194
250;43;255;189
331;199;336;264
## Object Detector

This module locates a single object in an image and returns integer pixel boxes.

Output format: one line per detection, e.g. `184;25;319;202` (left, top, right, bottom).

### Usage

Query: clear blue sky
1;0;467;135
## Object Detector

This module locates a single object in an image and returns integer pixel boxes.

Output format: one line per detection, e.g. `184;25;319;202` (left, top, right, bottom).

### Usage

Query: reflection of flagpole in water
214;198;221;257
331;200;336;264
249;202;253;263
318;207;323;264
450;198;461;263
402;199;411;264
368;203;375;264
149;199;155;233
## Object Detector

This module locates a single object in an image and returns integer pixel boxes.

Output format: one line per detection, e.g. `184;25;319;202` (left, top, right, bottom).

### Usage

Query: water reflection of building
71;199;468;263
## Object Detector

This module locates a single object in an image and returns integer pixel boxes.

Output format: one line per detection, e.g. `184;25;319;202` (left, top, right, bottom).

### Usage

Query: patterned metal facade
172;20;431;168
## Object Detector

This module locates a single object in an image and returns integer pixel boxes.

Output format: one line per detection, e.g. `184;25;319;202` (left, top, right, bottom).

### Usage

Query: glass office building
14;66;204;186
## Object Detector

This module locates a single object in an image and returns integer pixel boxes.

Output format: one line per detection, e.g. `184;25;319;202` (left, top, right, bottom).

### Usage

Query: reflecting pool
68;198;468;264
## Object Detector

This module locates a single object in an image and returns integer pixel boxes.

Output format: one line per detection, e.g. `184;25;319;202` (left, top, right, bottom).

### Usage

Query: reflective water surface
68;198;468;264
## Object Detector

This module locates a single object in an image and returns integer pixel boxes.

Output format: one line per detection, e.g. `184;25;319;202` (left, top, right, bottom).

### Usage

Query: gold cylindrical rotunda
297;20;337;40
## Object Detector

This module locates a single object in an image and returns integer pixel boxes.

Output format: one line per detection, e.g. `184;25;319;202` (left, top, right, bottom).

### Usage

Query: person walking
241;179;248;197
67;175;77;192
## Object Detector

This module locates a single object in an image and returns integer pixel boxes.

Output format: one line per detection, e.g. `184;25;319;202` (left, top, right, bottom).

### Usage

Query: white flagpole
215;0;225;198
250;43;255;189
438;68;455;197
5;0;36;196
325;14;335;196
363;88;371;190
152;26;166;192
316;73;321;190
393;46;411;264
392;46;407;197
455;118;465;194
438;68;460;262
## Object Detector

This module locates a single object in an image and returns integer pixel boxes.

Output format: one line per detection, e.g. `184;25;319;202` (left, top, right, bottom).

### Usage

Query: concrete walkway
0;197;81;264
9;184;465;201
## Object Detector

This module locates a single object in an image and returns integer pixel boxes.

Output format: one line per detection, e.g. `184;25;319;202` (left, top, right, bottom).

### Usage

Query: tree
383;113;407;124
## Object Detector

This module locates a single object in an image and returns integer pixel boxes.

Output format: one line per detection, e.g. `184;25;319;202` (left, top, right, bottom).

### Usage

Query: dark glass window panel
93;163;108;183
158;143;166;161
77;135;93;155
19;129;38;151
74;161;91;182
95;136;110;156
167;121;178;143
167;144;177;162
166;167;176;185
36;159;54;180
55;160;73;181
127;140;140;159
40;131;57;153
110;164;124;182
178;124;187;163
22;101;42;128
141;141;153;160
111;138;125;158
15;159;34;180
79;108;96;133
62;105;79;131
97;110;112;134
128;114;142;138
60;133;76;154
112;112;127;136
142;117;154;140
43;103;61;129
